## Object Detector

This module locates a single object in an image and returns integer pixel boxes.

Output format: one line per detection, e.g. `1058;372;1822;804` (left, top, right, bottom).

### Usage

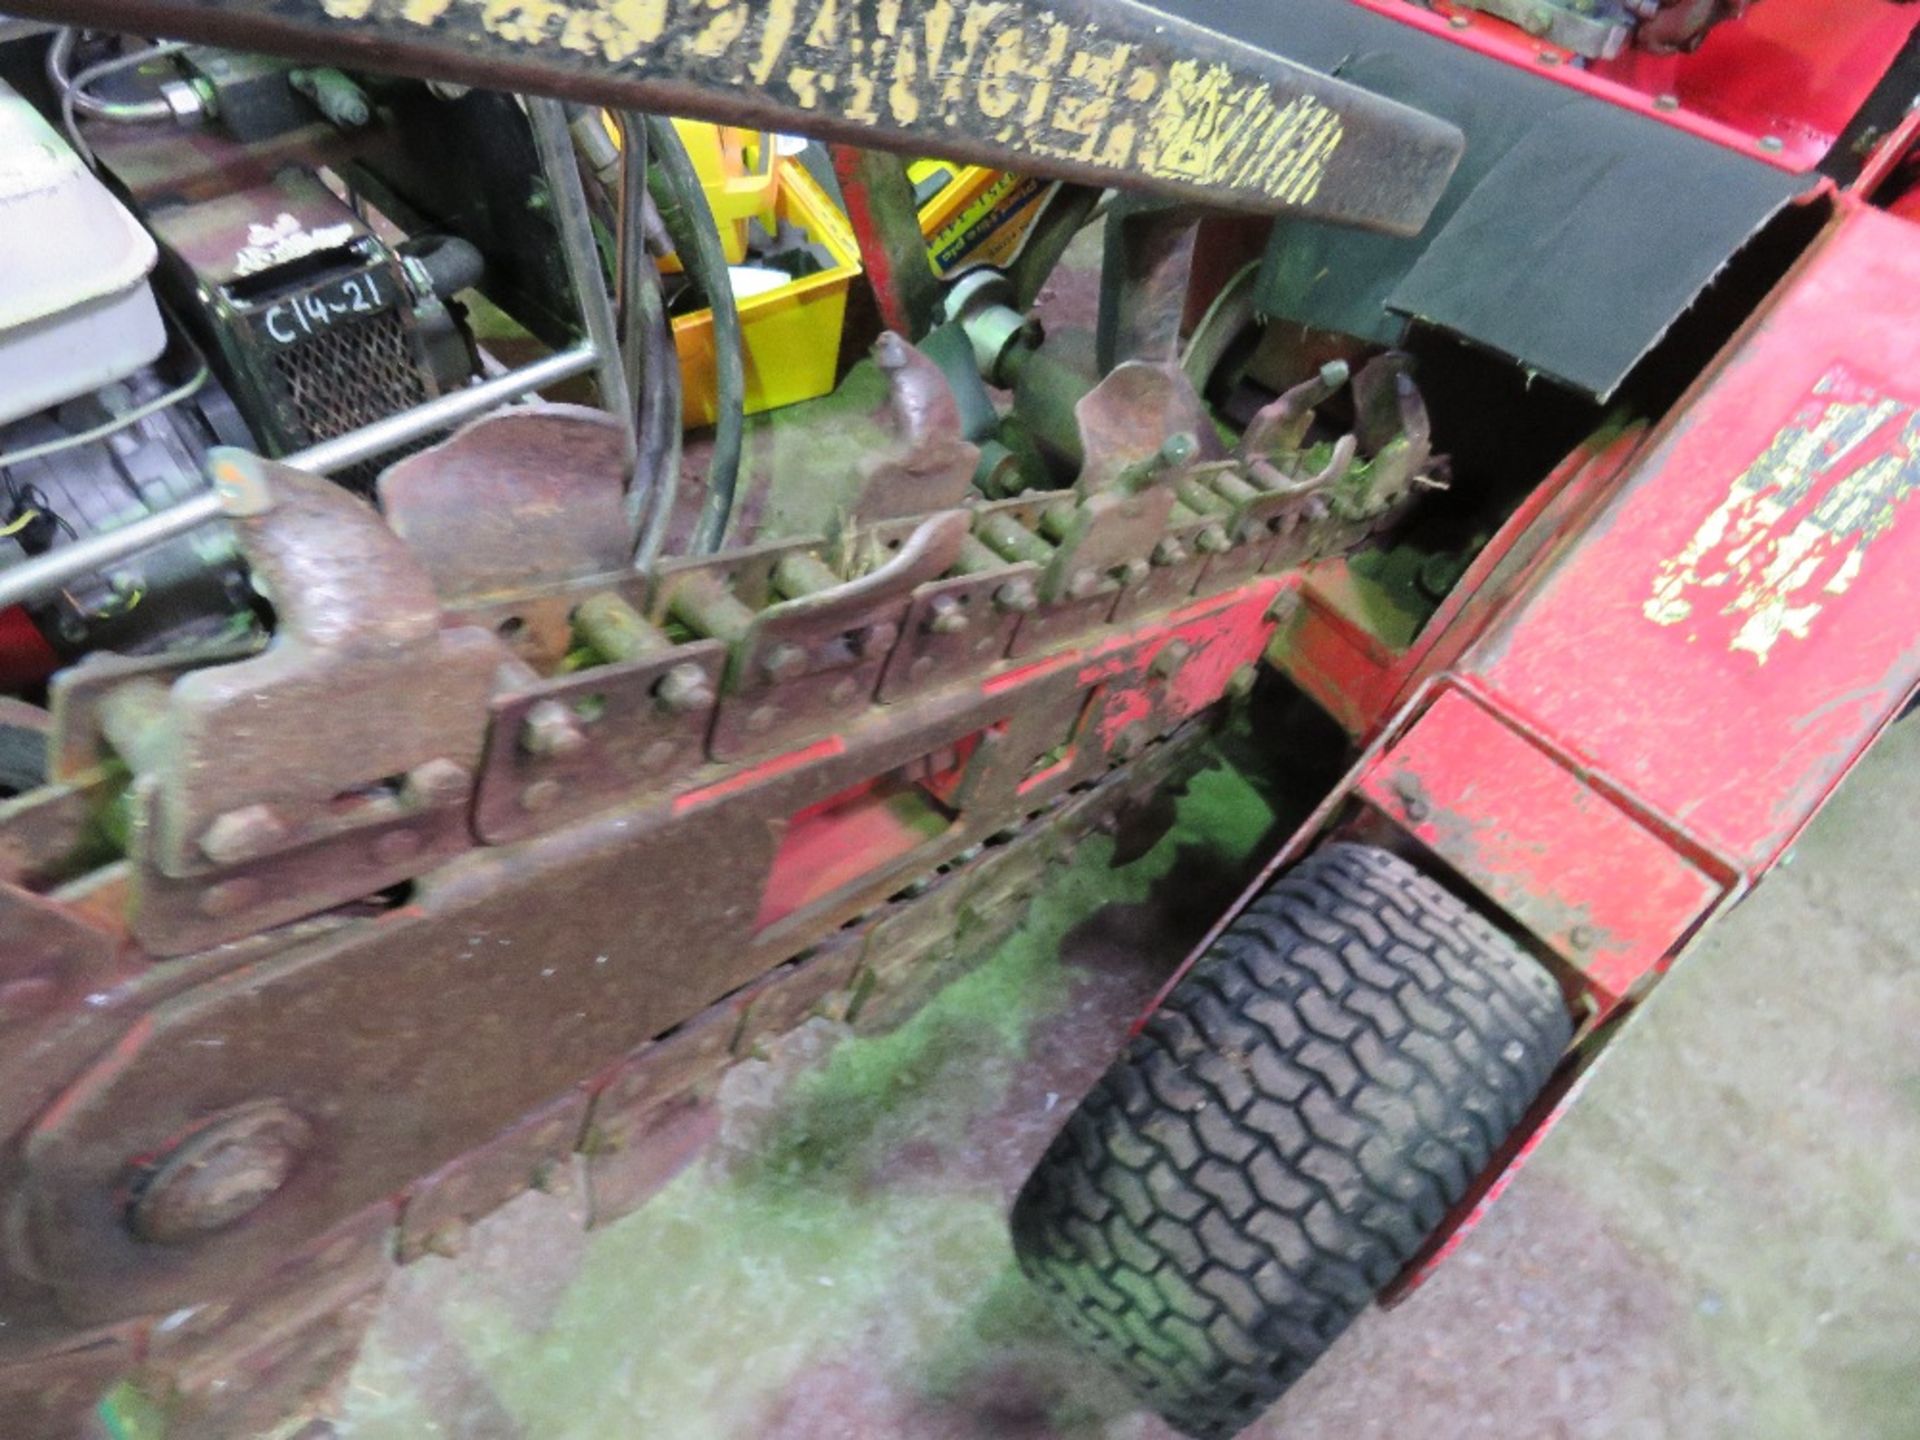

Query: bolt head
762;643;810;683
1197;525;1232;555
994;579;1039;614
927;596;971;635
407;758;472;807
127;1102;311;1244
654;663;716;715
1266;592;1303;625
199;805;287;867
1226;664;1259;700
520;699;587;759
1150;640;1193;680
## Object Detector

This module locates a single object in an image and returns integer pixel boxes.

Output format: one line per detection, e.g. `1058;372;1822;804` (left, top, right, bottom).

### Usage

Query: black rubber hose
618;115;684;569
643;115;743;555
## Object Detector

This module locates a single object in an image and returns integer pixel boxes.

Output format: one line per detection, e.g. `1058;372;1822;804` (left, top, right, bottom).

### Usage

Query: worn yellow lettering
805;0;840;47
690;0;748;59
752;0;800;84
922;0;958;106
977;27;1027;121
1019;21;1070;127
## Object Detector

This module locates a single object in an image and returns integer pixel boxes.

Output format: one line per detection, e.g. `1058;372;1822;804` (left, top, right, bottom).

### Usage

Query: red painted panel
1358;687;1722;1004
1357;0;1920;172
1470;208;1920;872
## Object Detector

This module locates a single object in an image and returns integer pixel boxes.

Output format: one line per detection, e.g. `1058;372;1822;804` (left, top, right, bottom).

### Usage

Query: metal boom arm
5;0;1464;232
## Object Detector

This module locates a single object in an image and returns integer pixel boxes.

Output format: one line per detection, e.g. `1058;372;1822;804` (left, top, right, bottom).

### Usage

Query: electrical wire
50;32;190;162
0;362;210;475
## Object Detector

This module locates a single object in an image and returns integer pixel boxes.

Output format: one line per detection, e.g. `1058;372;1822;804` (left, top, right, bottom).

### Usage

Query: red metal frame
1162;116;1920;1288
1353;0;1920;173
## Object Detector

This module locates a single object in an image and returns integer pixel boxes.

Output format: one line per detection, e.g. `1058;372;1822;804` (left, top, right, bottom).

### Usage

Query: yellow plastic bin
666;120;780;267
670;156;862;430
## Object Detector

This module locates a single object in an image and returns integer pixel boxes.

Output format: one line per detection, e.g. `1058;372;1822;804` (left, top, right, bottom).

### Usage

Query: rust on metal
7;0;1464;228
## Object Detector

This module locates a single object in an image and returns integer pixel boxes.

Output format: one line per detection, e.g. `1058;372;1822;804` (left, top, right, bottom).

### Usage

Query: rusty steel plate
473;638;727;844
379;406;636;605
12;0;1464;228
877;566;1040;702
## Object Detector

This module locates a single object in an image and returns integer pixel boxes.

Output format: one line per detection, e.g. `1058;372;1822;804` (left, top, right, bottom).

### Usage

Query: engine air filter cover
0;78;167;427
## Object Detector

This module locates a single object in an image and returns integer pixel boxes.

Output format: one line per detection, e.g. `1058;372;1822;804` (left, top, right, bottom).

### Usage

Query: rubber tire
1011;842;1571;1439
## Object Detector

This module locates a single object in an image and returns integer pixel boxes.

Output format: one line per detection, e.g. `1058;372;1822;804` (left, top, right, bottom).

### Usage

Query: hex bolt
1226;664;1259;700
1064;568;1104;602
520;699;589;759
1569;924;1597;951
407;758;472;807
126;1101;312;1245
927;595;971;635
994;578;1039;614
1392;774;1430;824
199;805;288;867
1196;524;1233;555
1151;537;1189;567
1111;558;1151;588
761;643;810;683
1266;591;1303;625
653;662;715;715
1151;640;1192;680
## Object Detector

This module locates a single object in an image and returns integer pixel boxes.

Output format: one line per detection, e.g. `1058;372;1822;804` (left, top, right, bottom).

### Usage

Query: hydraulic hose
643;115;743;556
617;114;685;570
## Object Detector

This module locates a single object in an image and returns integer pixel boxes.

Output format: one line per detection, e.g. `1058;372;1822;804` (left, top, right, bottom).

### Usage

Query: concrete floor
336;714;1920;1440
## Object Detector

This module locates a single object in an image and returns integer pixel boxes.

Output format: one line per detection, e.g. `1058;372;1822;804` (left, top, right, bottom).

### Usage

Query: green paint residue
345;749;1278;1440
